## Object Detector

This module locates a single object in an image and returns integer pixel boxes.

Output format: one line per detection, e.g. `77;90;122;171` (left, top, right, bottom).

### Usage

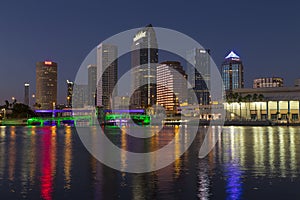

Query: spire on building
225;51;240;59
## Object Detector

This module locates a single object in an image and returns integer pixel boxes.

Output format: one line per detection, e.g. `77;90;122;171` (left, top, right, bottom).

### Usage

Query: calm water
0;125;299;199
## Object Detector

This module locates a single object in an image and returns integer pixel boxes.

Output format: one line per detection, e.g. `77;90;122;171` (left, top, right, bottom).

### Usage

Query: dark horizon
0;0;299;104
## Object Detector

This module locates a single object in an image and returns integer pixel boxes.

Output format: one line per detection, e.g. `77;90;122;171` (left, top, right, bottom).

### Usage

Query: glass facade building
87;65;97;106
97;44;118;109
221;51;244;91
72;84;88;108
187;48;211;105
131;24;158;109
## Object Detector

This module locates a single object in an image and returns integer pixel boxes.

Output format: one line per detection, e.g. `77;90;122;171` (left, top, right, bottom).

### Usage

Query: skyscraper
157;61;187;112
97;44;118;109
36;61;57;110
221;51;244;91
66;80;74;107
87;65;97;106
187;48;211;105
131;24;158;109
72;84;88;108
24;83;29;106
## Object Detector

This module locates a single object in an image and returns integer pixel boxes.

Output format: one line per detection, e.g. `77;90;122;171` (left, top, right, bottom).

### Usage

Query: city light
44;61;52;65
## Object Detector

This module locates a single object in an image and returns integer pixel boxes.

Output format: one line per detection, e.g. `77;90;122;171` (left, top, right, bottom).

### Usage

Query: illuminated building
66;80;73;107
157;61;187;112
131;24;158;109
221;51;244;91
224;86;300;121
87;65;97;106
24;83;29;106
97;44;118;109
36;61;57;110
253;77;283;88
187;48;211;105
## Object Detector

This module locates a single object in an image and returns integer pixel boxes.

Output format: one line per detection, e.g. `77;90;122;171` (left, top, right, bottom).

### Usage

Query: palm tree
232;93;239;119
243;94;252;119
258;94;265;120
33;102;41;109
252;93;258;119
237;93;243;120
258;94;264;101
252;93;258;101
225;92;233;119
5;100;9;109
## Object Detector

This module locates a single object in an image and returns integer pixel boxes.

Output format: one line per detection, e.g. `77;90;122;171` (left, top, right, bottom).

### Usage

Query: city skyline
0;1;299;103
1;1;300;199
3;47;299;107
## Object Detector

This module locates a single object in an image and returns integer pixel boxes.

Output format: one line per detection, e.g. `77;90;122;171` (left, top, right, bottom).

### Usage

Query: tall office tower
131;24;158;109
36;61;57;110
97;44;118;109
66;80;74;107
157;61;187;112
187;48;211;105
72;84;88;108
221;51;244;91
87;65;97;106
253;77;283;88
24;83;30;106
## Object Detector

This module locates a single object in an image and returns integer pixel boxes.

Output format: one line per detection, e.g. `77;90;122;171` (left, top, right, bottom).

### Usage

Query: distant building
24;83;29;106
97;44;118;109
131;24;158;109
87;65;97;106
72;84;88;108
157;61;187;112
66;80;74;107
253;77;283;88
187;48;211;105
221;51;244;91
113;96;130;109
36;61;57;110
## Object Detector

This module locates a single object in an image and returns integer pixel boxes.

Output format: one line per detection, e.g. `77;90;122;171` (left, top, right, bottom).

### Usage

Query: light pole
32;94;35;105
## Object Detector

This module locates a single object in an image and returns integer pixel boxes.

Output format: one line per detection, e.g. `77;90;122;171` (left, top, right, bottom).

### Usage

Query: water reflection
198;158;210;200
8;126;16;181
40;127;56;200
29;127;37;186
64;126;72;189
0;127;5;179
0;126;299;199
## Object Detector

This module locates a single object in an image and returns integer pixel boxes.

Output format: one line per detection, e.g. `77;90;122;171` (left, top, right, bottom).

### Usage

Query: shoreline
1;119;300;127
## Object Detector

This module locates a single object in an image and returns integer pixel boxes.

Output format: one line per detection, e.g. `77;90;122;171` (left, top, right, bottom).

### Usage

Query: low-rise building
224;86;300;121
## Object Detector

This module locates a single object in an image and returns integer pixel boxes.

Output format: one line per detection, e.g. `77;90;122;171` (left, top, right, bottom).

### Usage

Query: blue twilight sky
0;0;299;104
